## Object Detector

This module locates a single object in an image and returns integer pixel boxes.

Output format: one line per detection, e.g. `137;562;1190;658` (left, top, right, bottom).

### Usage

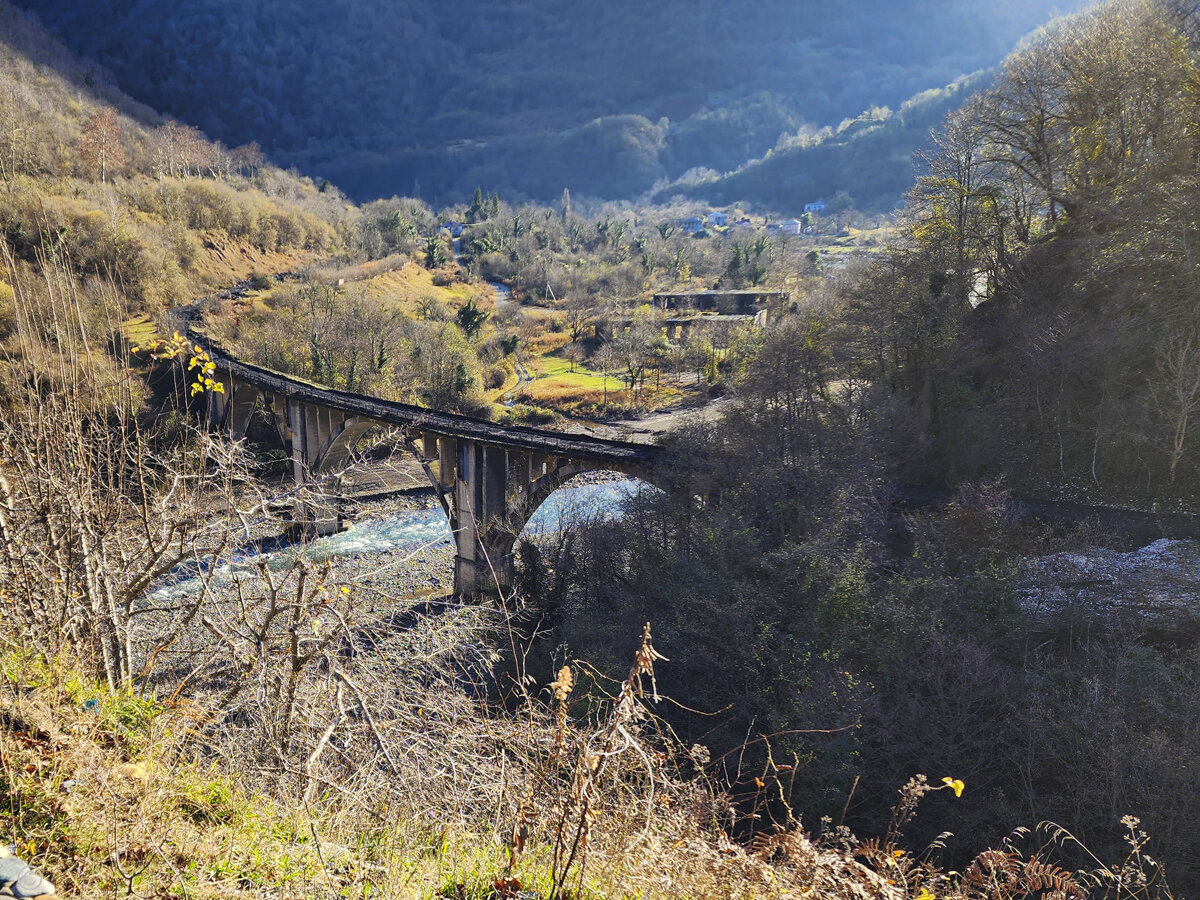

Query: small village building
804;199;827;214
596;311;770;343
652;289;787;315
439;221;465;237
677;216;705;234
705;211;729;228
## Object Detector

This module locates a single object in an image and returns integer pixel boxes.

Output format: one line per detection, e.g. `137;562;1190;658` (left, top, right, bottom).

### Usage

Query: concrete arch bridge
193;340;667;595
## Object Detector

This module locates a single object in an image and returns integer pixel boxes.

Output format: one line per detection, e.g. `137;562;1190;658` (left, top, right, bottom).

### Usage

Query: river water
309;477;640;561
148;478;648;602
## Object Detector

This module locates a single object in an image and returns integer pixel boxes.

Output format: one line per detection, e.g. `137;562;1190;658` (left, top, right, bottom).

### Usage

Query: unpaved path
562;395;735;443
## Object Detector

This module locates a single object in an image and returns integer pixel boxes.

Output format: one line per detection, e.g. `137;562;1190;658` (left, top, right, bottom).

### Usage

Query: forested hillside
660;71;992;211
18;0;1091;206
0;0;344;334
846;0;1200;502
523;4;1200;891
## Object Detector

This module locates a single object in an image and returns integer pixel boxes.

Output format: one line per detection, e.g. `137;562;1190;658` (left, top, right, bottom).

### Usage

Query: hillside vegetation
16;0;1092;206
0;0;348;371
662;71;993;213
845;0;1200;503
508;0;1200;890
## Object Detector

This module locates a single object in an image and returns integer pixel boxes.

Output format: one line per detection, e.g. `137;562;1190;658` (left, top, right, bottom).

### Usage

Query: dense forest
17;0;1090;207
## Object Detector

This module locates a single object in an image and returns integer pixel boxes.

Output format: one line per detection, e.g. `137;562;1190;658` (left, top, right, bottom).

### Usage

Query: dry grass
339;263;491;317
523;332;572;356
515;380;612;412
0;640;1173;900
187;233;315;289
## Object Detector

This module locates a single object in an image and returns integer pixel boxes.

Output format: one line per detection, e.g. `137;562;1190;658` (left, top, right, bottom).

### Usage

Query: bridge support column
206;374;232;427
452;440;526;596
286;397;341;536
227;382;259;440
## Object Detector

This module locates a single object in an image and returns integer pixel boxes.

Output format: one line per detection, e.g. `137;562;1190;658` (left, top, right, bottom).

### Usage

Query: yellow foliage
131;332;223;396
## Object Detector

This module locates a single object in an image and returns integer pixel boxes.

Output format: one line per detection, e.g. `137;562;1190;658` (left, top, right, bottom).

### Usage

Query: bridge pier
227;382;259;439
433;435;597;596
286;398;356;535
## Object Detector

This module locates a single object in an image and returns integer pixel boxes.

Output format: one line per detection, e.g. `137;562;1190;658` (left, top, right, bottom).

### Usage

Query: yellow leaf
941;777;965;798
916;888;936;900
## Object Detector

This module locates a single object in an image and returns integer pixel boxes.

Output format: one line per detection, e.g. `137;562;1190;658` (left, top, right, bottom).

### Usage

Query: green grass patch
535;353;607;384
121;315;160;344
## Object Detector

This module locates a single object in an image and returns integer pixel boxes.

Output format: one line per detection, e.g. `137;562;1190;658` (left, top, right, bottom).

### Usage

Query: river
148;477;650;603
312;476;641;561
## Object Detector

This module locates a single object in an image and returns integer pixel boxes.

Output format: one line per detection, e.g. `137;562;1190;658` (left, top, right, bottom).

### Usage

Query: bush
503;403;558;425
484;364;507;390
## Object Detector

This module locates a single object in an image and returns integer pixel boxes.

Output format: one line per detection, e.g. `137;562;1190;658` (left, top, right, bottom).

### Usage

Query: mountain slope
0;0;345;332
661;72;993;212
18;0;1094;205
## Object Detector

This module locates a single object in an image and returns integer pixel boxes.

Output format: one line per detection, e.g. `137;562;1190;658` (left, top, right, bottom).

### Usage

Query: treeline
16;0;1089;205
664;71;992;214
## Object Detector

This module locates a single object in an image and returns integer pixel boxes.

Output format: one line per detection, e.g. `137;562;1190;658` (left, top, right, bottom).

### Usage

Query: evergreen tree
467;185;485;222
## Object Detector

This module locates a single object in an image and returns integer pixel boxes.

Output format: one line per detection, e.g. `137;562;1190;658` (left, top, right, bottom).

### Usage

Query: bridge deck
199;340;662;465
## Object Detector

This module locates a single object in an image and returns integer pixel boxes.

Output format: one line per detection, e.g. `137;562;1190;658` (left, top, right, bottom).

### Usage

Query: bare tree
562;340;586;372
593;343;619;407
0;83;40;180
79;107;125;183
1154;329;1200;482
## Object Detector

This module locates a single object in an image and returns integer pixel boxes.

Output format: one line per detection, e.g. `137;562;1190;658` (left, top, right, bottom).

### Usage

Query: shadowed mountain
17;0;1092;207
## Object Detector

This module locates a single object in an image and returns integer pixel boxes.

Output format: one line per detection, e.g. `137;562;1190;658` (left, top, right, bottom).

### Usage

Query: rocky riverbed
1017;538;1200;638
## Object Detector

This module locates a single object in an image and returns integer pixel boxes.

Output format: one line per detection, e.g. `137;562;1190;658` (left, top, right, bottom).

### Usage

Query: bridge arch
516;469;665;540
313;416;381;475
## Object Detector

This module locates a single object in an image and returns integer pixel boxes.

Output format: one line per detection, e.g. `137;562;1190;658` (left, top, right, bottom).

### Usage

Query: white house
705;211;729;228
803;199;827;214
677;216;705;234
